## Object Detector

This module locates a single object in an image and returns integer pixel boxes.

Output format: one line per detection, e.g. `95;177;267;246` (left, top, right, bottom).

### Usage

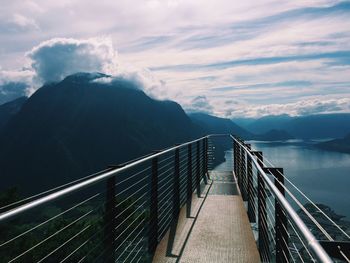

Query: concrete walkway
152;171;260;263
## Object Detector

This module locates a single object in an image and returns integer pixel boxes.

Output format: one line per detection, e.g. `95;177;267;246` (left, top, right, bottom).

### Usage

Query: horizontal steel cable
263;156;349;239
36;225;91;263
9;210;93;262
0;193;99;248
115;166;151;187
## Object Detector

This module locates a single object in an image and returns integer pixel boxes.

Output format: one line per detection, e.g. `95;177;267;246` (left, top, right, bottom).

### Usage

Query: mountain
316;133;350;154
237;114;350;139
190;113;295;141
189;112;252;139
286;114;350;139
0;96;27;131
0;73;202;194
254;129;294;141
231;117;257;128
237;114;292;134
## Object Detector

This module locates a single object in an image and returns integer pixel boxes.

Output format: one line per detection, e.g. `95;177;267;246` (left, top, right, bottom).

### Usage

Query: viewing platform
0;134;348;262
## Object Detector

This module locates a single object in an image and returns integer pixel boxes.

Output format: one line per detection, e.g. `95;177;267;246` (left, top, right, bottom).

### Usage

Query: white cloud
0;69;34;104
0;0;349;116
12;13;39;30
183;95;214;114
0;69;34;85
27;37;119;83
0;37;166;103
219;97;350;118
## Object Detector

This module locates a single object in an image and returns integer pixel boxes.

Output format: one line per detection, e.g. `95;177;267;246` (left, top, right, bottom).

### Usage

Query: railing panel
0;162;151;262
0;137;208;262
231;135;336;263
179;147;189;207
1;135;345;262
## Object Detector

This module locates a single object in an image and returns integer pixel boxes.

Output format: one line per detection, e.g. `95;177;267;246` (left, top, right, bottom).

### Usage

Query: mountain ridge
316;133;350;154
0;96;27;131
1;73;349;195
189;112;252;138
0;73;203;194
234;113;350;139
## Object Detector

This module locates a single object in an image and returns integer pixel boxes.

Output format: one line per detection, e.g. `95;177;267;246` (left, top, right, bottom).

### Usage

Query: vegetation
0;186;150;262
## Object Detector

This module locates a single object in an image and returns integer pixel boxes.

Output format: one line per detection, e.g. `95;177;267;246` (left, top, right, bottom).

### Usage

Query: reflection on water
250;140;350;219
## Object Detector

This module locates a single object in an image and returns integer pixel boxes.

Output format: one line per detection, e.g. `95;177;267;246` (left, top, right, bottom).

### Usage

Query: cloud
221;97;350;118
0;69;34;104
294;98;350;116
184;95;214;114
12;14;39;30
0;13;39;34
151;50;350;72
0;37;166;103
89;68;166;98
27;37;119;84
1;1;350;117
0;82;28;105
0;69;34;84
121;68;167;99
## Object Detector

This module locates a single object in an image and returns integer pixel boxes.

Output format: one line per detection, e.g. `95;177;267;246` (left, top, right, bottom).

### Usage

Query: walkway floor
152;171;260;263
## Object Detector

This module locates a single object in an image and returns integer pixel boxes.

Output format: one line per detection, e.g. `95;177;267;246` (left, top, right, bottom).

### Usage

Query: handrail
230;135;333;263
0;136;207;222
0;133;335;262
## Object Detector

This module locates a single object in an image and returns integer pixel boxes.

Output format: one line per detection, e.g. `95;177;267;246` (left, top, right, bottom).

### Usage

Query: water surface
248;140;350;218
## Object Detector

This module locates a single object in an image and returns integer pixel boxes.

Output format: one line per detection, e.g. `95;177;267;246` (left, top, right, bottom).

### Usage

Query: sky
0;0;349;118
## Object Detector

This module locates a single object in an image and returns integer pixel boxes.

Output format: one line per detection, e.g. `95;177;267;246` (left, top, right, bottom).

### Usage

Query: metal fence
230;135;349;263
0;137;209;263
1;134;349;262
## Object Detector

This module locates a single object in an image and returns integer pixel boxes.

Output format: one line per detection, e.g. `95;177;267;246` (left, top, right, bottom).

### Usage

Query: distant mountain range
189;113;294;141
234;113;350;139
254;129;295;141
189;112;252;138
0;73;202;193
0;72;349;195
316;133;350;153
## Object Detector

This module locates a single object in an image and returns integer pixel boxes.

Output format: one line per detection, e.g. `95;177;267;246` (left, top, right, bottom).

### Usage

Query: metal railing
0;134;348;262
0;137;209;262
226;134;349;263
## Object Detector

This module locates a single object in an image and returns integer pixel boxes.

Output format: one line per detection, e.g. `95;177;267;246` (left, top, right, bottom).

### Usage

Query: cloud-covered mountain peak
61;72;111;83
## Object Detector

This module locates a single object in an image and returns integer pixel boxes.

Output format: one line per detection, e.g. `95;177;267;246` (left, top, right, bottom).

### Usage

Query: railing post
236;140;241;186
196;140;201;197
246;145;255;222
238;140;242;185
233;137;237;175
187;144;193;217
241;143;247;201
205;137;209;179
186;144;193;217
149;156;159;255
254;151;269;262
238;138;245;192
173;147;180;217
104;176;116;263
202;139;208;184
240;139;245;190
273;168;289;263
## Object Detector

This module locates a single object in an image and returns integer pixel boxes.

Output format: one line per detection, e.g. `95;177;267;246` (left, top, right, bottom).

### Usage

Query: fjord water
215;140;350;218
250;140;350;219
